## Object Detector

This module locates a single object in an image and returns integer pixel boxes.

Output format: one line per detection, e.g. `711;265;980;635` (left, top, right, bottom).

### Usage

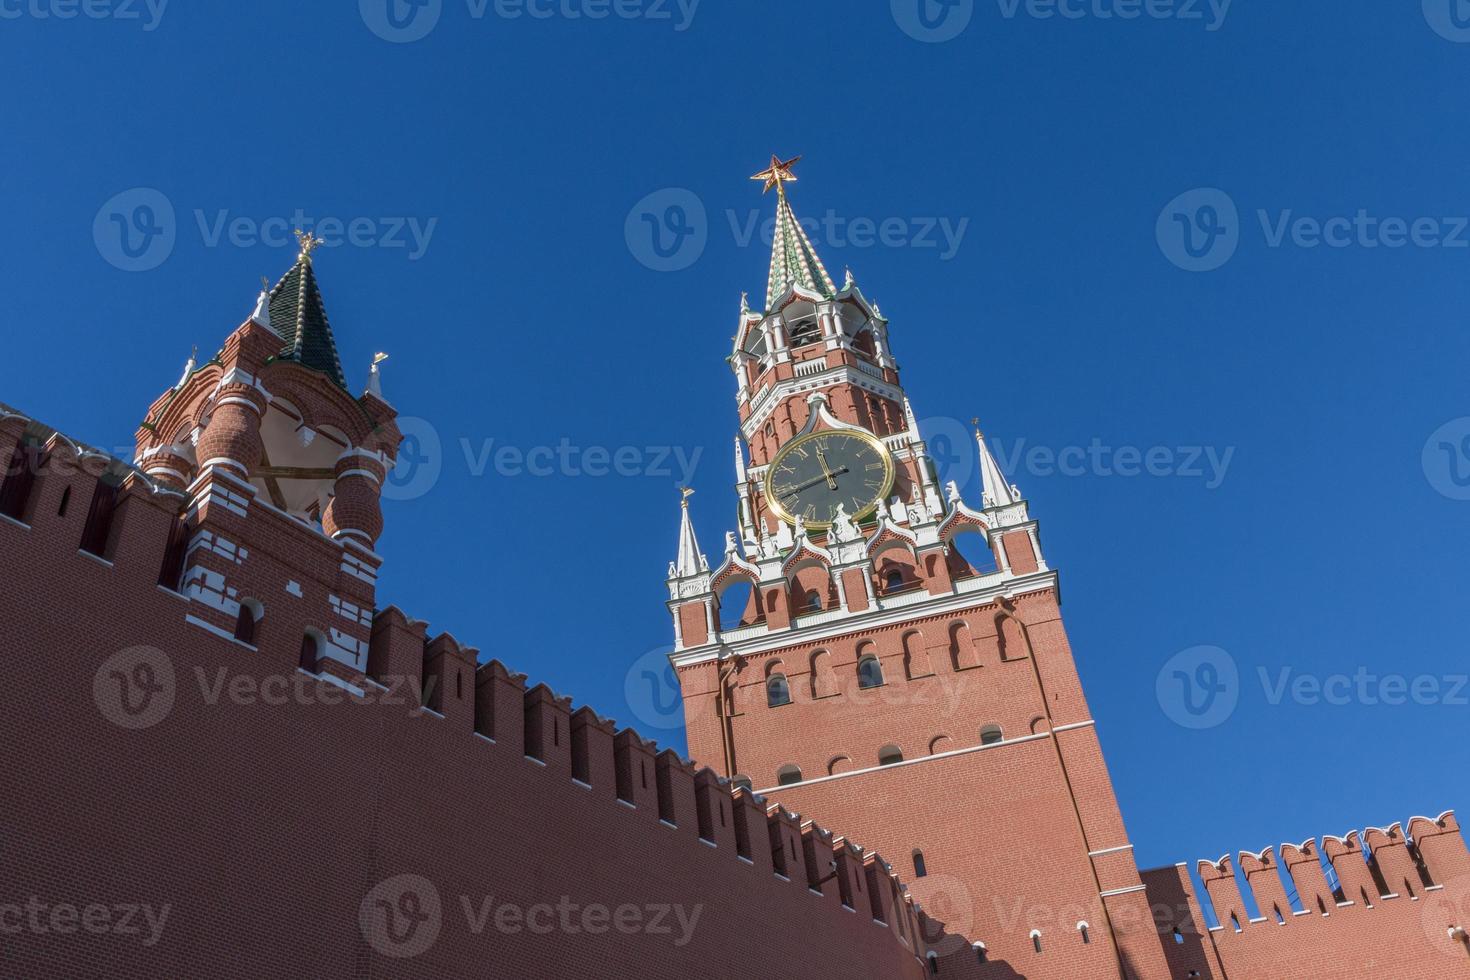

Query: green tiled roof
269;254;346;388
765;186;836;310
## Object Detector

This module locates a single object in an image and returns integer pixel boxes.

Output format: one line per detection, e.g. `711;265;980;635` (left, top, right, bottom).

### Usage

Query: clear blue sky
3;0;1467;882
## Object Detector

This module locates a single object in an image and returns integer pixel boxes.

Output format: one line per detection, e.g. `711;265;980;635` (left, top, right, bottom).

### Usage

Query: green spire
267;232;347;388
750;154;836;310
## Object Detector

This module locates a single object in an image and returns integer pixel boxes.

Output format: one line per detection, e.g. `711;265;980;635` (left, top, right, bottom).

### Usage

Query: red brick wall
0;423;927;980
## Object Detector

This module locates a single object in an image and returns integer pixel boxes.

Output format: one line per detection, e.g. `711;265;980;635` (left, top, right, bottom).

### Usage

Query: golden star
750;154;801;194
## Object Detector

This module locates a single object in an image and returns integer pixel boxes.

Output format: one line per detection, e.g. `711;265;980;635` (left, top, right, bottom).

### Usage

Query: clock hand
815;447;838;490
779;468;851;500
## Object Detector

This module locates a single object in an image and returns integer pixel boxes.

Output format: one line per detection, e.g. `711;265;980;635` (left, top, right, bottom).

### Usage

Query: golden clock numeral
774;484;797;497
802;505;816;520
866;462;884;471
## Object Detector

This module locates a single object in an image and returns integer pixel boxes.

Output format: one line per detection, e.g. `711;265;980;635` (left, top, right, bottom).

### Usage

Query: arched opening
1078;921;1090;944
997;612;1028;661
945;528;997;580
948;620;976;670
974;942;987;963
928;734;953;755
810;649;837;698
827;755;852;776
1230;913;1242;933
1031;929;1042;953
902;630;932;679
980;725;1003;746
857;653;884;689
716;578;760;630
883;569;906;593
767;673;792;708
912;849;928;878
299;629;324;673
1173;927;1185;945
234;599;261;646
803;589;823;612
776;764;802;786
878;744;903;766
926;951;939;974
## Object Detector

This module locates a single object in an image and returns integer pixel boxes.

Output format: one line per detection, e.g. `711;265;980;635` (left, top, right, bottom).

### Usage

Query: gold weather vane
750;154;801;195
680;486;696;506
373;352;390;366
971;418;983;437
295;228;325;261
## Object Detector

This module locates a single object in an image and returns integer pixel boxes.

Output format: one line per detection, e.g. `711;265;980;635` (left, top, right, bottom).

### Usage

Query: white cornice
741;366;904;439
670;569;1059;666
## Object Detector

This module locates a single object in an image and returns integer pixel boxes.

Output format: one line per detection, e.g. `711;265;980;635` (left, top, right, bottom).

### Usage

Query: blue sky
2;0;1468;883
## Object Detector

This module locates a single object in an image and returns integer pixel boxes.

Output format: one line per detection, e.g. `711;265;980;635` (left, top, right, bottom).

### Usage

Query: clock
764;429;895;529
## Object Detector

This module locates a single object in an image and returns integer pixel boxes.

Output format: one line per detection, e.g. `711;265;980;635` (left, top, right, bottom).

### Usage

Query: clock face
764;429;895;529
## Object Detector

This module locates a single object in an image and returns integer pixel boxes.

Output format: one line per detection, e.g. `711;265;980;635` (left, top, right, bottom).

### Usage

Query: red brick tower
666;159;1173;978
132;232;401;685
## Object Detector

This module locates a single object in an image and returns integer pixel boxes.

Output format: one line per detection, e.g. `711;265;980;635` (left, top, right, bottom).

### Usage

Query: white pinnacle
976;424;1019;509
673;489;708;578
250;287;275;334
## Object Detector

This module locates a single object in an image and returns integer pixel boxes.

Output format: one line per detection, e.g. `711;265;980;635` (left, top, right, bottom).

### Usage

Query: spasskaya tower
663;157;1173;979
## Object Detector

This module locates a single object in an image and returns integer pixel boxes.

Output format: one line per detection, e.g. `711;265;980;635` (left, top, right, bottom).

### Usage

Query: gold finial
750;154;801;195
680;486;696;507
971;417;983;438
373;352;390;366
295;228;325;261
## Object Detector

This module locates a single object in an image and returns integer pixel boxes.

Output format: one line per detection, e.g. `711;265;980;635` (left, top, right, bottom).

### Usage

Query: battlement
1143;812;1470;980
0;398;932;978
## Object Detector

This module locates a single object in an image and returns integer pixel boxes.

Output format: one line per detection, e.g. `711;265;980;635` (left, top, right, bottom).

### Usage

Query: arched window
878;744;903;766
827;755;852;775
233;600;260;646
974;942;987;963
913;849;928;878
299;630;323;672
1031;929;1042;953
1077;921;1090;944
857;655;884;689
804;589;822;612
767;673;792;707
980;725;1003;746
776;764;802;786
926;951;939;974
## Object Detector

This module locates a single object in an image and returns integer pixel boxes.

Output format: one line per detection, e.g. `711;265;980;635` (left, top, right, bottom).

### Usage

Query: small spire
175;345;198;389
673;487;708;578
740;291;750;315
843;266;854;290
903;396;919;433
734;436;747;482
973;418;1019;509
367;352;389;400
250;276;275;333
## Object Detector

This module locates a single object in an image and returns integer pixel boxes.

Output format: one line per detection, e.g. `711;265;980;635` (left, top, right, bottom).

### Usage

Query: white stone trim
671;569;1058;666
1089;844;1135;857
754;725;1090;794
1099;885;1148;898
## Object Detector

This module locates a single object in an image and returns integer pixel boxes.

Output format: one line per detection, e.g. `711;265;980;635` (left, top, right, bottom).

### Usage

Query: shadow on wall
920;915;1028;979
